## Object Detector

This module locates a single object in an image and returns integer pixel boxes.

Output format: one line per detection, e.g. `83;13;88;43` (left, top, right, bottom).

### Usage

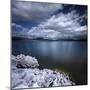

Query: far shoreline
12;37;87;41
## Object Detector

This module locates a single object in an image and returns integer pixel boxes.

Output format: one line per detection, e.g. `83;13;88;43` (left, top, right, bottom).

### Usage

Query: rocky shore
11;54;75;89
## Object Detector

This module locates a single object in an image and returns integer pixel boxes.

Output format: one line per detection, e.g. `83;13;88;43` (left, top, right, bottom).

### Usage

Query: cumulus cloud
27;10;87;39
11;1;87;40
12;0;63;22
12;23;28;36
38;10;87;32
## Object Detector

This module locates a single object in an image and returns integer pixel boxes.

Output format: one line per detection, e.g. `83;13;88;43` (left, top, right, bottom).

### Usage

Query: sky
11;0;87;39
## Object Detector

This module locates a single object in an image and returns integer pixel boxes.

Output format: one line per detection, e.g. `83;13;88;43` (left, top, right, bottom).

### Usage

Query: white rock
11;54;75;89
12;54;39;68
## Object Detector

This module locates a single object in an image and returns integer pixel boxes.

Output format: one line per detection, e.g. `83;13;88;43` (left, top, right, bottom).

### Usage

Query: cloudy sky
12;0;87;39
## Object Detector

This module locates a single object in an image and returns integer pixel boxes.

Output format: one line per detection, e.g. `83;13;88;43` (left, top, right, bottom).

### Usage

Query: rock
11;54;75;89
12;54;39;68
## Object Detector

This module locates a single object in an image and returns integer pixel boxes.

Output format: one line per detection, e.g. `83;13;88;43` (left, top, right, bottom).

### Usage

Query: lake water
12;39;87;85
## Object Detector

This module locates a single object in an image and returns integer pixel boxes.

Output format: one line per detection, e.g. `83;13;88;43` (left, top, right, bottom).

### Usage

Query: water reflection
12;40;87;64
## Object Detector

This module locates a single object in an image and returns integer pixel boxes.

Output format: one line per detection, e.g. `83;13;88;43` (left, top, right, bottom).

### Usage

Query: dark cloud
12;0;63;22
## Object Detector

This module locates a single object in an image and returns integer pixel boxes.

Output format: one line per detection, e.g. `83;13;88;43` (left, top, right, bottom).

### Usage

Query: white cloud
42;11;86;32
75;25;87;32
12;1;87;39
27;10;87;39
12;23;28;36
12;23;23;29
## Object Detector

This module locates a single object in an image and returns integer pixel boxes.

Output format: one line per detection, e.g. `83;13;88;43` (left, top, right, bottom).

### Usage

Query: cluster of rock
11;54;75;89
12;54;39;68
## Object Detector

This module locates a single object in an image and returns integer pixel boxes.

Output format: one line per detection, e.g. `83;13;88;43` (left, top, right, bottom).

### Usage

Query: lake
12;39;87;85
